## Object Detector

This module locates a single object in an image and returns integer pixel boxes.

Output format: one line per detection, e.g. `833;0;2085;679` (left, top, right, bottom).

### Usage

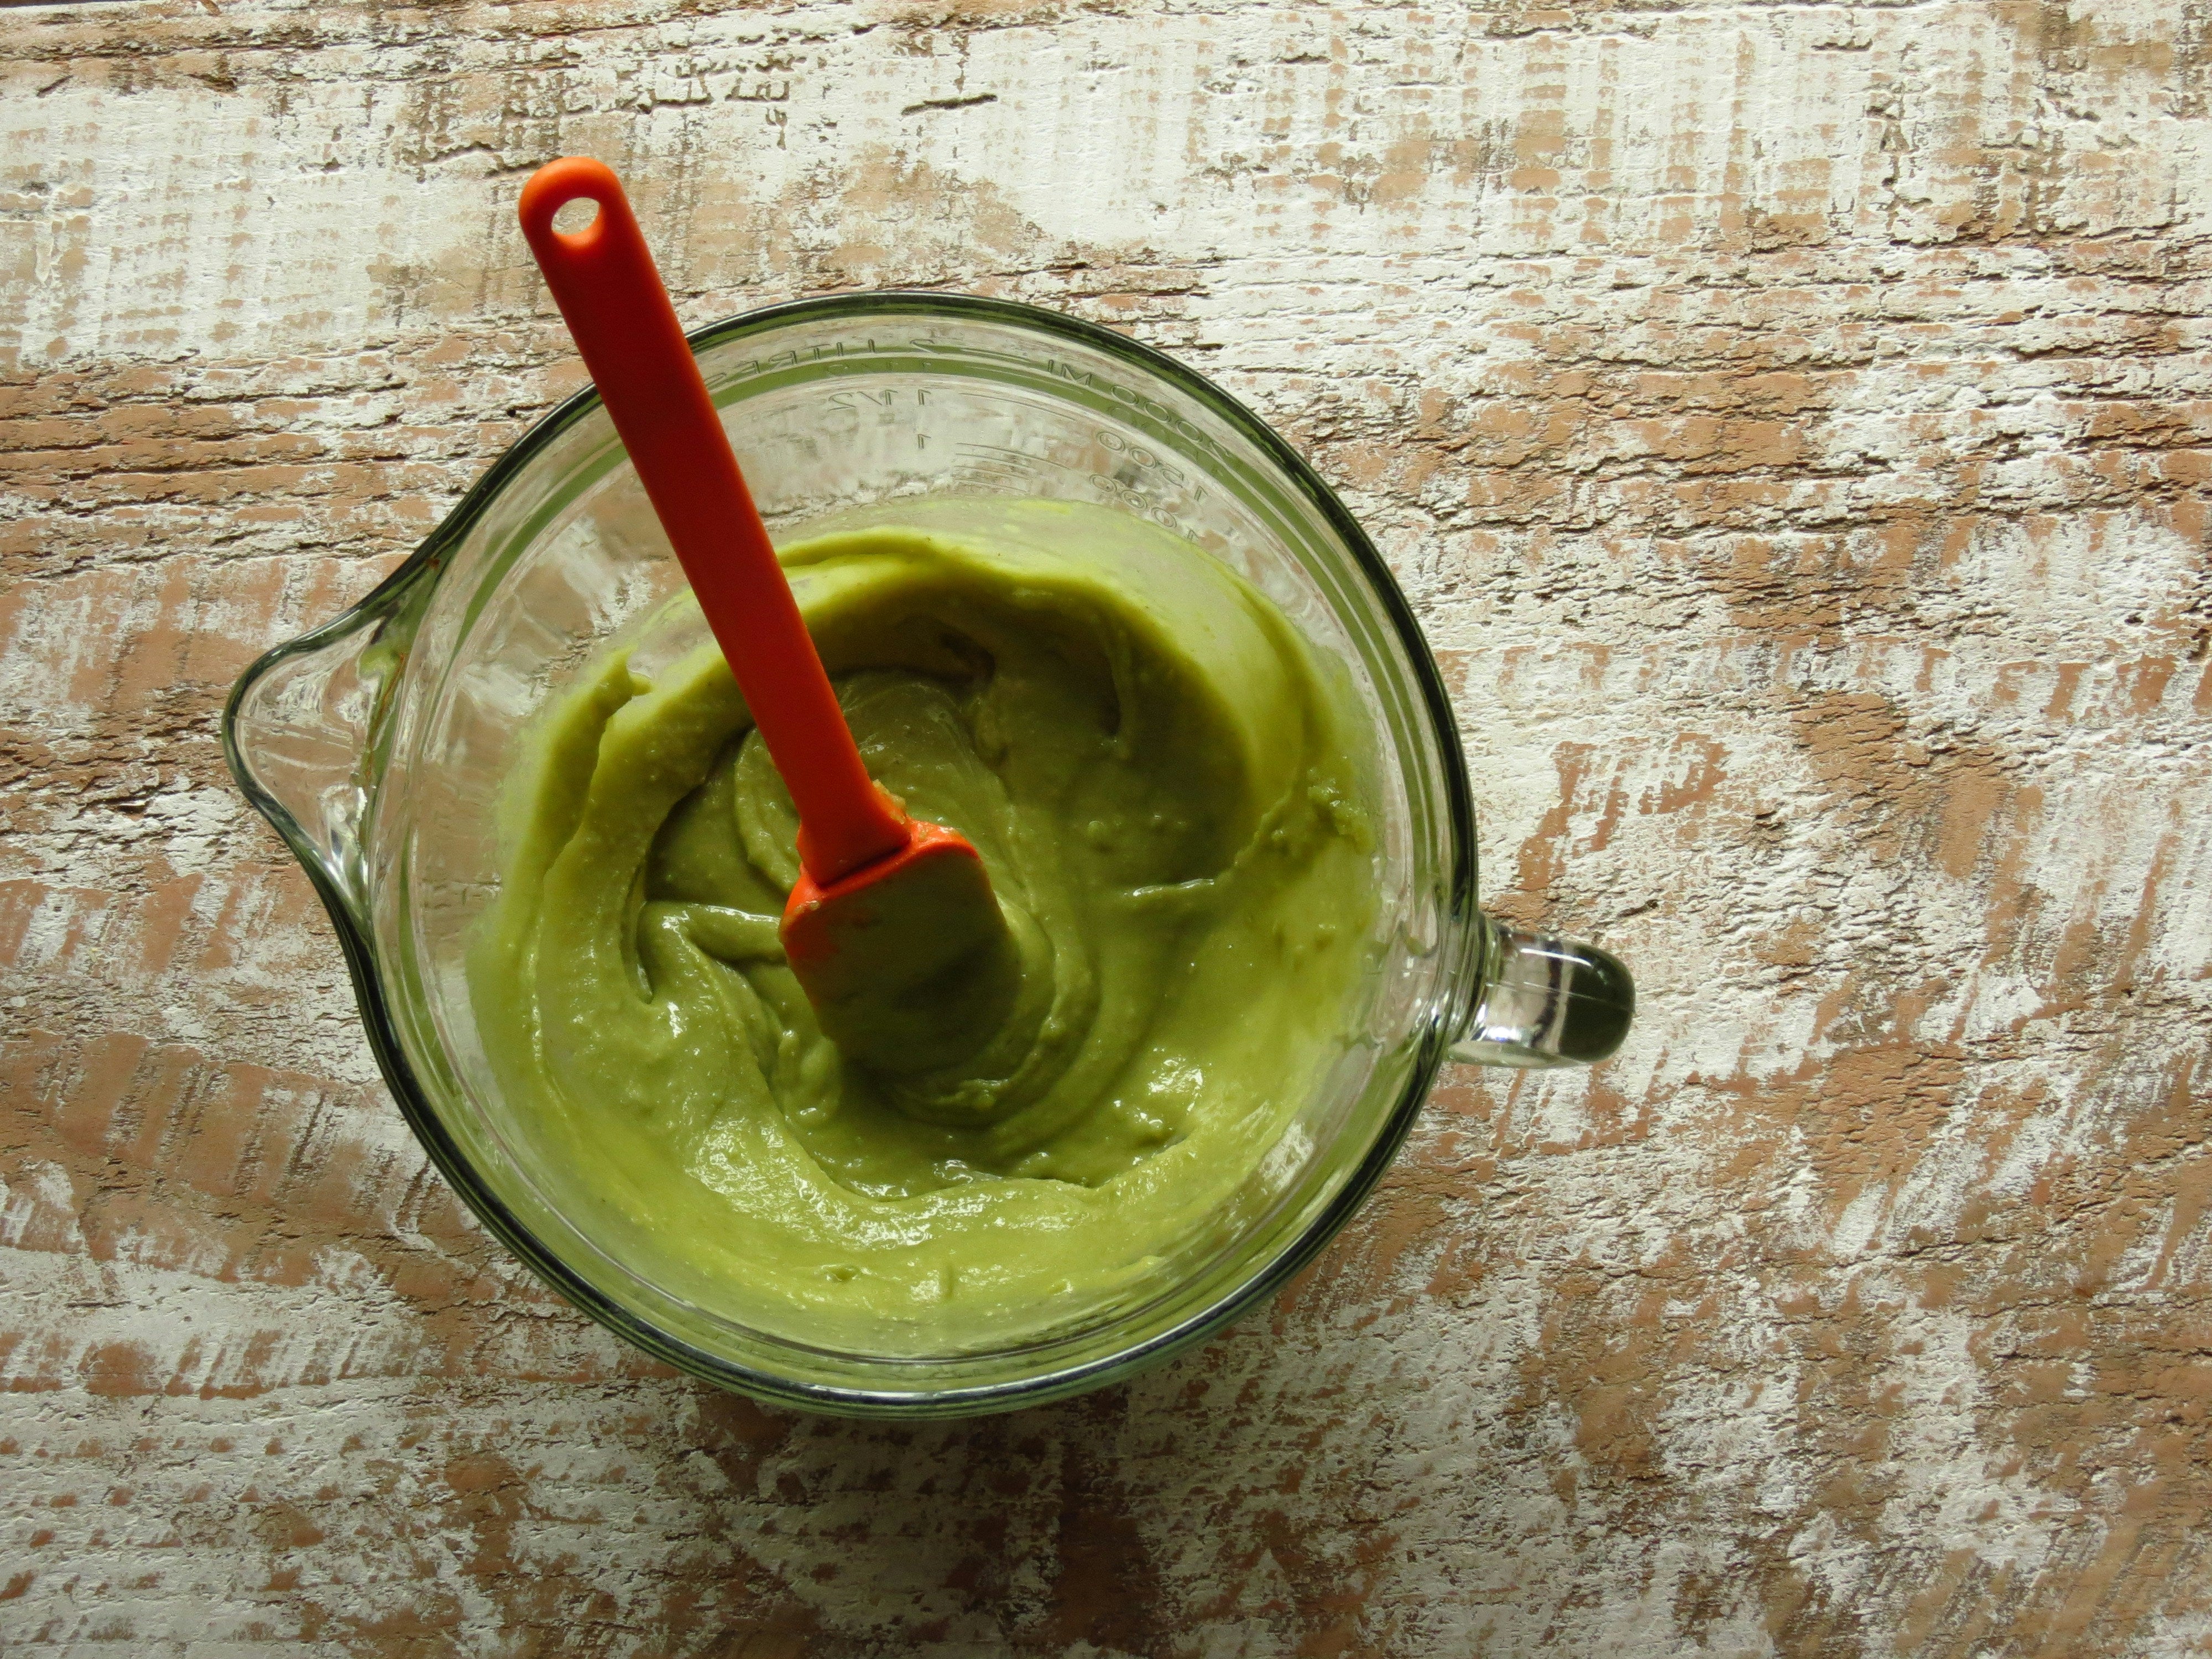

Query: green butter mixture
469;499;1376;1352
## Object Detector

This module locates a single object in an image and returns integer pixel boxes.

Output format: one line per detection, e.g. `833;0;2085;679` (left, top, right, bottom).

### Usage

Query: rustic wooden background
6;0;2211;1652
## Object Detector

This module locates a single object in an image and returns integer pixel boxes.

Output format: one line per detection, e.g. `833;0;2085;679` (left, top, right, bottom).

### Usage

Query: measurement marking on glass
954;442;1073;471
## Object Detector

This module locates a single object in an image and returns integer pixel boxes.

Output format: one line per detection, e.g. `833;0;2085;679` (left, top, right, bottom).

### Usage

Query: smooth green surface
469;500;1376;1353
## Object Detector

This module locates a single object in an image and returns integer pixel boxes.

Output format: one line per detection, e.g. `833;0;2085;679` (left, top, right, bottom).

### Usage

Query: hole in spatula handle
551;196;601;238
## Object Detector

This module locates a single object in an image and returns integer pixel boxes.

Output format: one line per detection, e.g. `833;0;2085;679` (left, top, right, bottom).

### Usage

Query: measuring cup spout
1451;916;1635;1069
222;563;434;926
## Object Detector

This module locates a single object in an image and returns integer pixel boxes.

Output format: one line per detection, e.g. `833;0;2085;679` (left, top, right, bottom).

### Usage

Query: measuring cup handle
1449;918;1634;1069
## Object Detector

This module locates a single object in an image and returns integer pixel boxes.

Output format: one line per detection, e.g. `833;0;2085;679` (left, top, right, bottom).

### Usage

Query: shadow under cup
226;293;1485;1416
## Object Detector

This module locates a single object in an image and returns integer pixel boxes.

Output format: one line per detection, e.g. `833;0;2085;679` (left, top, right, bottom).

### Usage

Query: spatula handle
518;156;908;884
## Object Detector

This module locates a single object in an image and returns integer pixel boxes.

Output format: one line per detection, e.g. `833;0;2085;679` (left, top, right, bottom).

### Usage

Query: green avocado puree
469;499;1376;1352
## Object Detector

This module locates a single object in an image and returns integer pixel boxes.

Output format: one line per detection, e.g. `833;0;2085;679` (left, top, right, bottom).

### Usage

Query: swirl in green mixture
470;500;1375;1352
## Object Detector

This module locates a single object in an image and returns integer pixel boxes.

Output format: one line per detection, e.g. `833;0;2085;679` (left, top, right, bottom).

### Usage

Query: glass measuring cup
224;293;1632;1416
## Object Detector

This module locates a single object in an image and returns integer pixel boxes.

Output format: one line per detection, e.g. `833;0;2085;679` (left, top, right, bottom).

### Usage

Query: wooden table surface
6;1;2211;1652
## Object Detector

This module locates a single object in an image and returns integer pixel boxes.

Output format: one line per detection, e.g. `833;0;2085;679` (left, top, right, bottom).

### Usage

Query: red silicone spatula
518;157;1021;1074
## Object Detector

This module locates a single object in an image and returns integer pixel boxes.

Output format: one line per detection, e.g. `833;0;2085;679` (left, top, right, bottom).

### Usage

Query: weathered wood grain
4;0;2210;1652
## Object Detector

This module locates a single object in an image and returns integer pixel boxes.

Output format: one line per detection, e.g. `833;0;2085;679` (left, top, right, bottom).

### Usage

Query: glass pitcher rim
221;286;1481;1415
